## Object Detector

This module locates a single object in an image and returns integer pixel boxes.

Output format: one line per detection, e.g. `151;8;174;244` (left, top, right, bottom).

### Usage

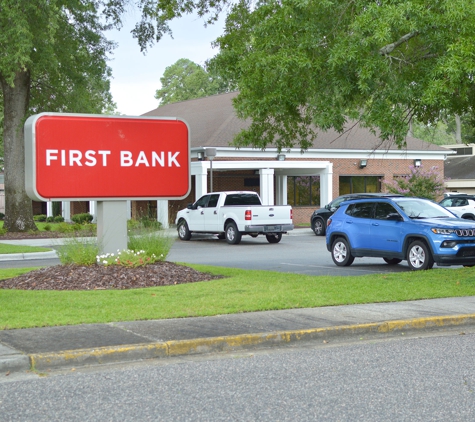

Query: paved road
167;228;419;276
2;331;475;421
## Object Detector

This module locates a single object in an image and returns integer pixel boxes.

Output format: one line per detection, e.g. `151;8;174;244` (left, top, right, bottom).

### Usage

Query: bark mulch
0;232;223;291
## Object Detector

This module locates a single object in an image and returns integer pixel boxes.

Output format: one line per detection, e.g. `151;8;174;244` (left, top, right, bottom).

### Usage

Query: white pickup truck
175;191;294;244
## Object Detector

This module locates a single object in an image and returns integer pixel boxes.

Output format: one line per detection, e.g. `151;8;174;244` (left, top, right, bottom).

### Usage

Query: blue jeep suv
326;197;475;270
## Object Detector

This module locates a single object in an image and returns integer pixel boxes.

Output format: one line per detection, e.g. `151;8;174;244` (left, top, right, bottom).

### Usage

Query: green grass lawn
1;264;474;330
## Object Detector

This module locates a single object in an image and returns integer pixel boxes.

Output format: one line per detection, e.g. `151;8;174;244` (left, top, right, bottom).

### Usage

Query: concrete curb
0;251;58;261
21;313;475;373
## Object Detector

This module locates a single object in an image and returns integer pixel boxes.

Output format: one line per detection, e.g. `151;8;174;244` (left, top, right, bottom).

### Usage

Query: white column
89;201;97;222
194;163;208;200
320;163;333;206
46;201;53;218
157;200;169;229
62;201;71;222
275;175;288;205
259;168;275;205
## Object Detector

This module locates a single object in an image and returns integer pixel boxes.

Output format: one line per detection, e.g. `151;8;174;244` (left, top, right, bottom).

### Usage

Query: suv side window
374;203;399;220
346;202;374;218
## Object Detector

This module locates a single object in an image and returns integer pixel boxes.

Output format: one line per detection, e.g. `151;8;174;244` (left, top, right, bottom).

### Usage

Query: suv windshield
393;198;455;219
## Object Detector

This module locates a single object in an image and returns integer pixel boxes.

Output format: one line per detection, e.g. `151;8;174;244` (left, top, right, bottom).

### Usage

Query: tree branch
379;31;419;56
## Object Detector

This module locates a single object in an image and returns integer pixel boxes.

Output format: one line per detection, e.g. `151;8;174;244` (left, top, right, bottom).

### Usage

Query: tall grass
56;222;174;266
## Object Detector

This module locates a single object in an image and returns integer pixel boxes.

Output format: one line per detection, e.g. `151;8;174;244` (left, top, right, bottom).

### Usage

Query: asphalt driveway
167;228;416;277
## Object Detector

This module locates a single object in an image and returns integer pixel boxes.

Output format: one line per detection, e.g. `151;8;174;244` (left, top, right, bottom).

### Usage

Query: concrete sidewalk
2;296;475;374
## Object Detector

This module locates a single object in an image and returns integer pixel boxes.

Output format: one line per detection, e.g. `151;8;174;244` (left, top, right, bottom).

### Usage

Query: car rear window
224;194;261;206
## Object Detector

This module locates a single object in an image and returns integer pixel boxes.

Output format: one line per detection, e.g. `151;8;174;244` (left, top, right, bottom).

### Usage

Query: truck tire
177;220;192;241
225;222;242;245
266;233;282;243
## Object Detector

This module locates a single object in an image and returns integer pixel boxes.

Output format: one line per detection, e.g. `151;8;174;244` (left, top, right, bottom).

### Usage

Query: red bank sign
25;113;190;201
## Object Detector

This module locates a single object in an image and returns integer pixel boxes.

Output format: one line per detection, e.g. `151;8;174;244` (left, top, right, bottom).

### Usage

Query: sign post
25;113;190;254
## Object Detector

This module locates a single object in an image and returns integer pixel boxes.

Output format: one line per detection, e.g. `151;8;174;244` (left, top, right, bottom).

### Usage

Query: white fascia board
190;160;332;176
193;147;450;161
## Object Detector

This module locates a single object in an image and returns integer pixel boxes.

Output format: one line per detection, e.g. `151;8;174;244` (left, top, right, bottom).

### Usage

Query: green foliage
210;0;475;151
155;58;232;105
33;214;47;222
43;224;52;232
71;213;93;225
53;215;64;223
382;165;447;201
46;216;55;223
56;237;100;266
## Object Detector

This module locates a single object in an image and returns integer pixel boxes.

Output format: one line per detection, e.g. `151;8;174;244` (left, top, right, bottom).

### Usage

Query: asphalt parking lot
167;227;417;277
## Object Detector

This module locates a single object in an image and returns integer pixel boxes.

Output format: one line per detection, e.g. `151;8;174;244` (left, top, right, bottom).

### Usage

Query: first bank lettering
45;149;181;167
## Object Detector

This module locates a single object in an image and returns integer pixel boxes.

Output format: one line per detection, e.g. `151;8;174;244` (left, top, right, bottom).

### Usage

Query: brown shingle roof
143;91;449;152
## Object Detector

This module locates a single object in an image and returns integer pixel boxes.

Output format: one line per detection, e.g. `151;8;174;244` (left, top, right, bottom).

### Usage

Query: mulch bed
0;232;223;291
0;261;224;291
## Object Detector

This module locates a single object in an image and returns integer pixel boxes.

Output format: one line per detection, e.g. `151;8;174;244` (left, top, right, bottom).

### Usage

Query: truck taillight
245;210;252;220
290;209;293;220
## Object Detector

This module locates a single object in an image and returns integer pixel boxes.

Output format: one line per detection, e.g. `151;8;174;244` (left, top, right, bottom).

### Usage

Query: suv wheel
331;237;355;267
312;218;326;236
407;240;434;270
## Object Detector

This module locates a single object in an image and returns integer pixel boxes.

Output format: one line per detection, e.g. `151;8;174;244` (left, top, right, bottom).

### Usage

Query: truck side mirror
187;203;193;210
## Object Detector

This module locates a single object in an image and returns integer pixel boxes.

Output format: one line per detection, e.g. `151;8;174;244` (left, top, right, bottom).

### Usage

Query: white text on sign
45;150;181;167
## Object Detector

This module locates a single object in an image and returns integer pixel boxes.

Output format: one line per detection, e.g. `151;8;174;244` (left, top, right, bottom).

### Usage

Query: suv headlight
431;228;455;235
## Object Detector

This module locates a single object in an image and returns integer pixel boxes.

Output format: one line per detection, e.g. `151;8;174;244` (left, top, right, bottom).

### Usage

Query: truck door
187;194;210;231
203;194;221;232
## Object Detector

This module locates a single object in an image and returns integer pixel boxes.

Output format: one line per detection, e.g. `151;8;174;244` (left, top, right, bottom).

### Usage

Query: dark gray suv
310;193;402;236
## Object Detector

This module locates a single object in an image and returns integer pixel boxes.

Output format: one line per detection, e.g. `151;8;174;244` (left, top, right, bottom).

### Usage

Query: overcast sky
106;12;226;116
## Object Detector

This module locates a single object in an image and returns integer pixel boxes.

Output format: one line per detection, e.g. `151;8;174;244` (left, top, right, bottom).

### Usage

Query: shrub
43;224;52;232
34;214;47;222
55;222;77;233
382;165;447;201
0;213;4;220
53;215;64;223
46;216;55;223
97;249;162;267
71;213;93;224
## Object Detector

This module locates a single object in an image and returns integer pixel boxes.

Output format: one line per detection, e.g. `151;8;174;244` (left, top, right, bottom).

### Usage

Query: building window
339;176;381;194
287;176;320;206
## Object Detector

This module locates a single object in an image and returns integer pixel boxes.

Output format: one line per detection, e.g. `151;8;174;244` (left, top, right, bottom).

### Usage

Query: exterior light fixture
277;154;286;161
359;159;367;168
414;159;422;167
197;151;205;161
205;148;217;192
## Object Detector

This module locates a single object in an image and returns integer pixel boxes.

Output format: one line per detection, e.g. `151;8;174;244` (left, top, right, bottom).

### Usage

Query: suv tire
331;237;355;266
312;218;326;236
407;240;434;270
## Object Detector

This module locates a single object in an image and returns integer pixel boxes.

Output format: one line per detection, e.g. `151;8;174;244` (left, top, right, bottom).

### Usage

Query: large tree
210;0;475;151
155;58;231;105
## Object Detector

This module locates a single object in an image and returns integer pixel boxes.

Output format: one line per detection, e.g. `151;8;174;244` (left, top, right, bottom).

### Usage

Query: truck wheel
407;240;434;270
225;222;242;245
177;220;191;241
312;218;326;236
331;237;354;267
266;233;282;243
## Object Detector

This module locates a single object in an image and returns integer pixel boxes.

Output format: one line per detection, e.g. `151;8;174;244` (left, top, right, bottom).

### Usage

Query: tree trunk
455;114;462;144
0;70;37;232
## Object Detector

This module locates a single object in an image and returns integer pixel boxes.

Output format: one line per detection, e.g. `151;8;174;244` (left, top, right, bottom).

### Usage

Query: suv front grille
455;229;475;237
